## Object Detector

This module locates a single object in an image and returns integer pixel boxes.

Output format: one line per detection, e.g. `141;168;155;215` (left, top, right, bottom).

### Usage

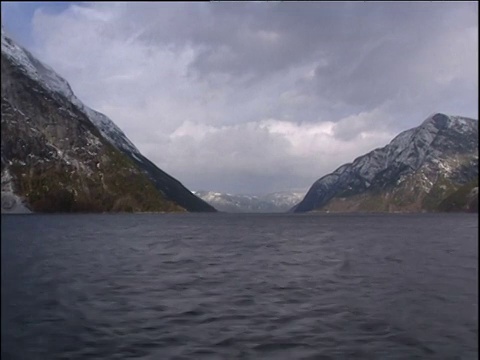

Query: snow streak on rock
1;28;140;155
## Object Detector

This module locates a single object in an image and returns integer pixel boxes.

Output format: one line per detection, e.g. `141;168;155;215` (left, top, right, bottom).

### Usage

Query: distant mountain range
193;191;305;213
1;29;215;213
293;113;478;213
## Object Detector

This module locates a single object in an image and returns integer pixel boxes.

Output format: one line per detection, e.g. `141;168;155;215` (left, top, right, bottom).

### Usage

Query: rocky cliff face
1;30;215;213
293;114;478;213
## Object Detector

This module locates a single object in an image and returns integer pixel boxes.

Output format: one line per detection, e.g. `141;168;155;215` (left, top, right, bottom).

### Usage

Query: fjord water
1;213;477;359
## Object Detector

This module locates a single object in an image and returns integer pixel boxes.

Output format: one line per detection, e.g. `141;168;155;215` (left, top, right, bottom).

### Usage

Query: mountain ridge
1;30;216;213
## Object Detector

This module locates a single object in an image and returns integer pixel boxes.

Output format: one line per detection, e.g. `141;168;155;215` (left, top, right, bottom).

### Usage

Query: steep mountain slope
194;190;305;213
293;114;478;213
437;178;478;213
1;30;215;213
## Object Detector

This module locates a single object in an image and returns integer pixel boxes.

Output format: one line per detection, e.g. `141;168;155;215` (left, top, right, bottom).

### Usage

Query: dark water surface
1;213;478;359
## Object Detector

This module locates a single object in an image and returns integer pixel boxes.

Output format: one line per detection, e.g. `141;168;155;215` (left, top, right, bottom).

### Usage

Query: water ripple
1;213;478;359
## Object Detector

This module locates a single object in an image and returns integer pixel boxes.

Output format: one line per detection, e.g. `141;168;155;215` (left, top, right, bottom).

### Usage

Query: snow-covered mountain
193;190;305;213
1;29;215;213
293;114;478;213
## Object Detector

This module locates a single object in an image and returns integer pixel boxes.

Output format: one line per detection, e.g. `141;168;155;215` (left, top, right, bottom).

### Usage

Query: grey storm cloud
119;3;475;75
106;1;477;124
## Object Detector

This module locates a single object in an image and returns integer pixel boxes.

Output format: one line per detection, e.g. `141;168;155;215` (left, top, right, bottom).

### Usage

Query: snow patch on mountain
1;168;31;213
2;28;74;100
1;29;140;155
294;113;478;212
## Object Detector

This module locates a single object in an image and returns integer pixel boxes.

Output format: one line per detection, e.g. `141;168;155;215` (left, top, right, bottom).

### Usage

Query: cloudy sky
2;2;478;195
